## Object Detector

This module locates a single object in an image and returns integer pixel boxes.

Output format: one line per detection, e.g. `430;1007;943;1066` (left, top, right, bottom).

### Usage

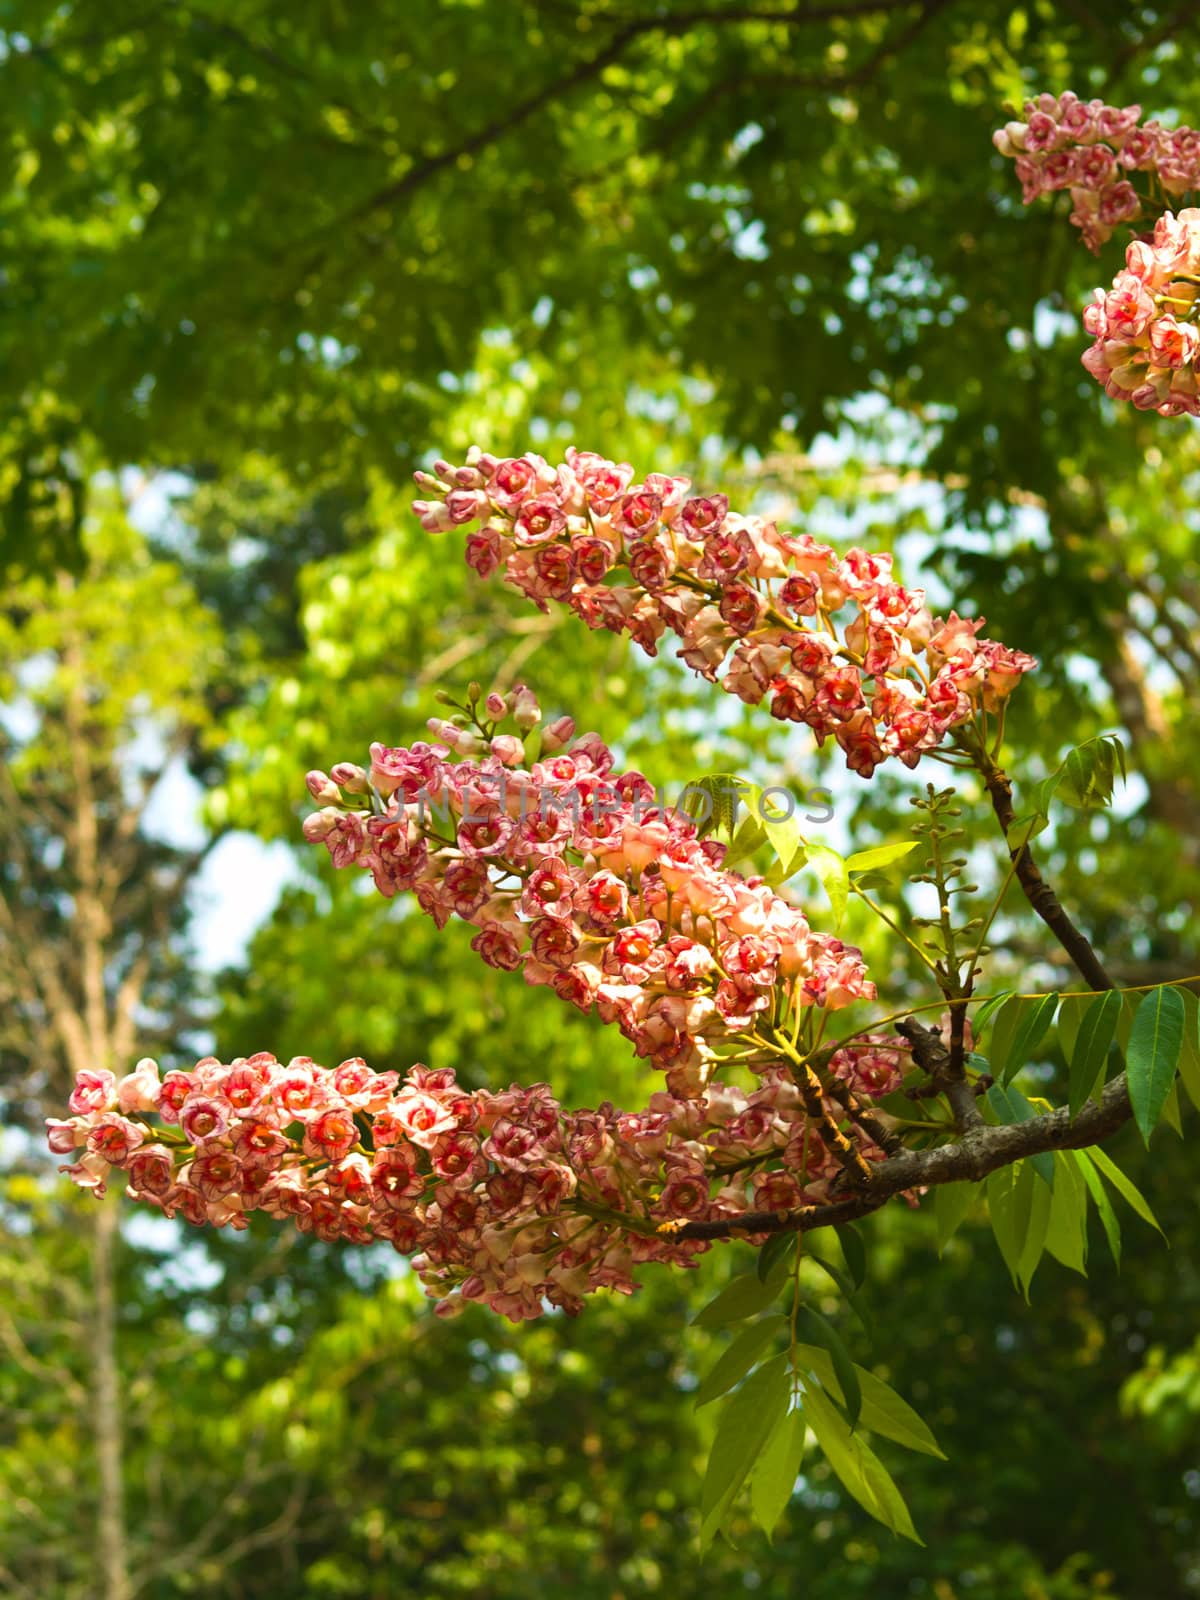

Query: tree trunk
91;1196;131;1600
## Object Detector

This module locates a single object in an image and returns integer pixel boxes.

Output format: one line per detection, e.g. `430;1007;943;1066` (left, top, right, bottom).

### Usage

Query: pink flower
457;799;513;856
191;1148;242;1201
490;455;550;509
126;1144;175;1197
305;1107;358;1160
471;923;524;971
1149;312;1199;368
391;1089;458;1150
116;1059;161;1114
513;497;567;546
86;1116;146;1166
615;490;664;537
1099;181;1140;227
680;494;729;538
59;1153;111;1195
551;963;602;1012
1024;110;1062;153
1097;103;1142;144
45;1118;85;1155
156;1071;194;1124
523;858;576;918
583;870;629;926
68;1069;116;1116
233;1121;290;1165
1075;144;1116;189
179;1096;232;1145
1104;272;1156;336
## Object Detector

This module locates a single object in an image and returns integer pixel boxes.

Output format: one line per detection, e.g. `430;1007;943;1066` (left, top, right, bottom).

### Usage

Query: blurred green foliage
1;1;1199;1595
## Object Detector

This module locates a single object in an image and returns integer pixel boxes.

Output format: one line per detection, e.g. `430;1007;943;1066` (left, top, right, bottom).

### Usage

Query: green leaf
970;990;1015;1040
792;1345;945;1458
802;841;849;927
684;773;749;841
845;842;918;875
1067;990;1122;1118
1055;993;1087;1067
985;1083;1054;1187
1126;985;1186;1145
699;1354;791;1549
1115;991;1138;1053
756;1230;798;1284
751;1408;806;1540
1015;1169;1052;1299
695;1315;788;1408
987;1161;1036;1283
1074;1150;1121;1267
521;727;543;765
1160;1079;1184;1138
1005;811;1050;849
934;1180;981;1255
693;1266;787;1329
1176;988;1200;1113
795;1307;861;1428
1004;738;1126;852
1056;734;1126;810
1087;1147;1165;1238
839;1223;867;1291
1043;1151;1089;1276
726;811;768;866
757;787;806;877
990;993;1059;1085
800;1383;923;1543
804;1246;859;1305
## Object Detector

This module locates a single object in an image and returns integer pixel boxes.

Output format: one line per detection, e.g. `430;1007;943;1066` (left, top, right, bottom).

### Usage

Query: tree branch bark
968;746;1115;993
673;1065;1135;1240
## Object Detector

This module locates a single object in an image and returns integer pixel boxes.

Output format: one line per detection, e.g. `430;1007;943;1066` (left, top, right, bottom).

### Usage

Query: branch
822;1074;905;1155
625;0;943;174
311;0;922;237
969;747;1115;993
0;1302;88;1407
673;1066;1135;1240
1105;4;1200;92
893;1016;984;1132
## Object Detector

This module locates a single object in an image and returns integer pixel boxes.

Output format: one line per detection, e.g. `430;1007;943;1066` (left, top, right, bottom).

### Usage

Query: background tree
2;1;1198;1594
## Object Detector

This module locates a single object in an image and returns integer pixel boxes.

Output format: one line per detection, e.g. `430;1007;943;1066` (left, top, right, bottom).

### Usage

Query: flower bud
425;718;486;757
485;692;508;718
306;769;342;805
117;1058;161;1114
511;684;542;731
330;762;368;793
412;470;449;494
490;735;526;766
45;1118;83;1154
302;808;341;844
412;499;453;533
541;715;576;752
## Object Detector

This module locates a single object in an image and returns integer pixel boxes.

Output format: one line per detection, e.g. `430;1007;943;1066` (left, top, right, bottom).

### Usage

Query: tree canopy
2;3;1200;1596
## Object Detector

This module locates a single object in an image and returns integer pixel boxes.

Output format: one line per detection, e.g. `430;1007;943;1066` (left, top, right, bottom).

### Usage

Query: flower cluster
50;1050;897;1322
411;450;1035;779
1081;209;1200;416
992;91;1200;252
304;689;880;1101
